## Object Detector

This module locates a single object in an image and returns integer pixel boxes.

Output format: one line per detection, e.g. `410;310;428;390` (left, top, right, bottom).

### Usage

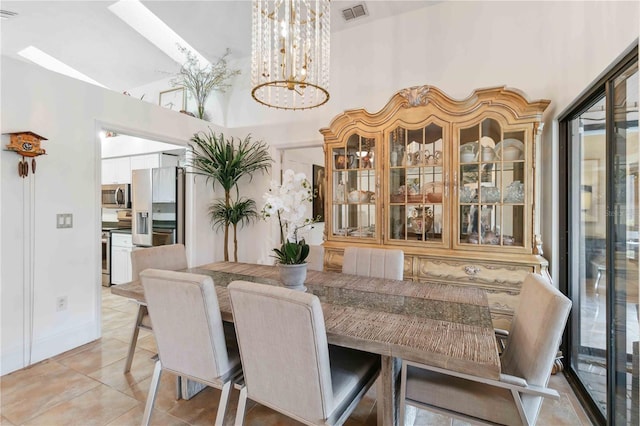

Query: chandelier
251;0;330;110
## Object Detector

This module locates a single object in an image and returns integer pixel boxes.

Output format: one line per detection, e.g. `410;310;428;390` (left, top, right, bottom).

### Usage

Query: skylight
18;46;107;88
108;0;209;67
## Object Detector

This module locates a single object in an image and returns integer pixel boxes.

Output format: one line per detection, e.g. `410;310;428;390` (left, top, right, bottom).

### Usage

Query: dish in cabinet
494;139;524;160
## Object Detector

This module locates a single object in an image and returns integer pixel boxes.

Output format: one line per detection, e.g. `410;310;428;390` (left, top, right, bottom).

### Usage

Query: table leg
123;304;146;374
377;356;401;426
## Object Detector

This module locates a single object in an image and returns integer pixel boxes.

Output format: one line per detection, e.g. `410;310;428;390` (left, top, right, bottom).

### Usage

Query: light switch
56;213;73;228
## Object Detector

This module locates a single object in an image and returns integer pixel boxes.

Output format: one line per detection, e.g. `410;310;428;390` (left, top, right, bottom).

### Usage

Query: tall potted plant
171;46;241;120
189;131;272;261
262;169;317;290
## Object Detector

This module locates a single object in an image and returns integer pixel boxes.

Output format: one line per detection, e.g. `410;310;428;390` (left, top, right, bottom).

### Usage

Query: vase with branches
189;131;272;261
171;46;241;120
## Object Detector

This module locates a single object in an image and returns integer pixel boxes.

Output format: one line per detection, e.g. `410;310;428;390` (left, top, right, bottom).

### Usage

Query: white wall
0;57;218;374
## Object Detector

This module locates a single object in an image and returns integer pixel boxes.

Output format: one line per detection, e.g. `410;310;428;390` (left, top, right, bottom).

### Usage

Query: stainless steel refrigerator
132;167;185;247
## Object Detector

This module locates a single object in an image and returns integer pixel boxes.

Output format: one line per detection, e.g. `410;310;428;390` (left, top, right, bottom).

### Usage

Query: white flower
262;169;316;243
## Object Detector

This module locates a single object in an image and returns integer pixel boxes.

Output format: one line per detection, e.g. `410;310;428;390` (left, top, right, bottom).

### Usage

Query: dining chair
342;246;404;280
307;244;325;272
140;269;241;426
228;280;380;426
123;243;188;373
399;272;572;426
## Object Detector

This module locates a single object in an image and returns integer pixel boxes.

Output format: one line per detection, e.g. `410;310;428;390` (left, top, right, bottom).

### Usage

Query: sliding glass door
609;63;639;425
561;47;638;425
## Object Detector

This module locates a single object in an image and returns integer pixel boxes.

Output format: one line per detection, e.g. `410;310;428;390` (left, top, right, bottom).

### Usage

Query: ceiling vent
0;10;18;20
341;3;368;22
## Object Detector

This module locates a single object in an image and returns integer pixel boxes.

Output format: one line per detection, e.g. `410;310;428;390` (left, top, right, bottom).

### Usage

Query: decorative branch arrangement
171;46;241;120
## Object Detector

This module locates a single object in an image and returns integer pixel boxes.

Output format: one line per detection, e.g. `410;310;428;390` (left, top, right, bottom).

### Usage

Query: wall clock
4;131;48;178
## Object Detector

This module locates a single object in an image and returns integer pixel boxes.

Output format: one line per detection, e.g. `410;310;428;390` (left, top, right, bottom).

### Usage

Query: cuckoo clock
4;131;48;178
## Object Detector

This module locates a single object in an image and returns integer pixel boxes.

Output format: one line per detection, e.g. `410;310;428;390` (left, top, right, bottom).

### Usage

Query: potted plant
189;131;272;262
262;169;316;290
171;46;241;120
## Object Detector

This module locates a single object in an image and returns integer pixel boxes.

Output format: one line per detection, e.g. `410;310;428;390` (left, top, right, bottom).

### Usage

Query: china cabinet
320;85;550;328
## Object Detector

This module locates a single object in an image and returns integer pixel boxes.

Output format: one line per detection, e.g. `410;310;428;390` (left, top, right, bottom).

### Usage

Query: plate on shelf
495;139;524;160
480;136;496;148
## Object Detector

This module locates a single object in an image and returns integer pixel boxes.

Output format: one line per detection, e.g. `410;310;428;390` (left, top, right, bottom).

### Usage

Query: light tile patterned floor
0;287;593;425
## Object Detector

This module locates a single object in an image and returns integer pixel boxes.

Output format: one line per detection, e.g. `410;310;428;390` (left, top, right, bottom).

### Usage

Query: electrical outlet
56;296;68;311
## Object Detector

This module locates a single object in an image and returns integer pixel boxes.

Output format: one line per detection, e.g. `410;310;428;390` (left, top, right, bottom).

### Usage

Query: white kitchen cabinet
102;157;131;184
152;167;176;203
130;153;179;172
160;153;179;168
103;153;181;185
110;233;133;285
130;154;159;171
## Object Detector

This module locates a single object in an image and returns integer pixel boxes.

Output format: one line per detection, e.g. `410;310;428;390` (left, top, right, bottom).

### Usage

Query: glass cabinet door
331;134;376;239
388;123;446;245
457;118;526;248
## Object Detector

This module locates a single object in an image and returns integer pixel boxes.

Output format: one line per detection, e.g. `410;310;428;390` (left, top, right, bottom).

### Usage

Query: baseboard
1;320;99;375
0;343;27;376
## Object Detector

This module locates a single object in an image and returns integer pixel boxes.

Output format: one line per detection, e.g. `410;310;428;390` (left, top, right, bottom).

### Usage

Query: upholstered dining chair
228;280;381;426
399;272;572;426
342;246;404;280
140;269;241;426
307;244;325;272
123;243;188;373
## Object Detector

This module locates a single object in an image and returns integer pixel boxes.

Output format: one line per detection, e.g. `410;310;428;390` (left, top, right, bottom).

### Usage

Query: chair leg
214;381;232;426
510;389;532;426
399;363;407;426
234;385;248;426
142;360;162;426
124;304;146;373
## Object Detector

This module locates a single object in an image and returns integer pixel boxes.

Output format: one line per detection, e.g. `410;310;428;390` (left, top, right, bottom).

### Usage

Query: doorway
279;145;326;245
559;45;639;425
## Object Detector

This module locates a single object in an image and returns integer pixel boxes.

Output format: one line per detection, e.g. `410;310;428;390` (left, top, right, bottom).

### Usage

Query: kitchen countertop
102;222;131;232
152;221;177;230
110;228;132;234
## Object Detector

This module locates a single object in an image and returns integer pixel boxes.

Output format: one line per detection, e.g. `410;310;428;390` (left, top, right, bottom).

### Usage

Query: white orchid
262;169;315;243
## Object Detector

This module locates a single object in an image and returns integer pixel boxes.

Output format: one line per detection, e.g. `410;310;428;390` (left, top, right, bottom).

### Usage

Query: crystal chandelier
251;0;330;110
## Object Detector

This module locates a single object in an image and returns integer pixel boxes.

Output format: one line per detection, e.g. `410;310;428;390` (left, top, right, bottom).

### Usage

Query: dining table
111;261;500;426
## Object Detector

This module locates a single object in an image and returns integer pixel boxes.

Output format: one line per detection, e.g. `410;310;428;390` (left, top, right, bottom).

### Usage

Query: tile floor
0;286;594;426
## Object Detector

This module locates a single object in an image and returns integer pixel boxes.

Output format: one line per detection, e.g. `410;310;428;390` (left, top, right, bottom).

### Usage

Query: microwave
101;184;130;208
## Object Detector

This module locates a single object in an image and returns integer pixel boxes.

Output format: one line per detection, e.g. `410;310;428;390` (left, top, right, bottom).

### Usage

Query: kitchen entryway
100;130;185;287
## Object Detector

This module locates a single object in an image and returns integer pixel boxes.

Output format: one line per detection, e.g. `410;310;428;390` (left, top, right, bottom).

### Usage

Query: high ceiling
1;1;435;92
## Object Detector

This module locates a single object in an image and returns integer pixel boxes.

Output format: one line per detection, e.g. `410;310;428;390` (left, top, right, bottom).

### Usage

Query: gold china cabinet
320;86;550;329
